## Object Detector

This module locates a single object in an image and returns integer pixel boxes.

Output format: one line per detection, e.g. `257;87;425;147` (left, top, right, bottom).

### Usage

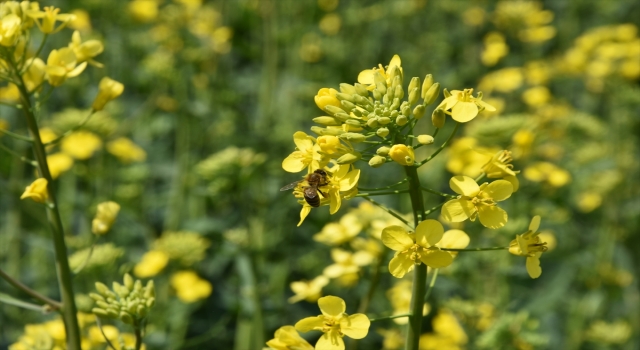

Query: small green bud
375;81;387;95
432;108;446;128
313;116;341;126
336;152;361;164
106;308;119;319
443;88;451;98
335;92;354;102
145;281;155;298
137;304;147;317
120;311;133;324
408;77;421;93
390;110;399;118
353;94;372;106
310;126;344;136
391;75;402;90
339;132;366;143
128;301;138;315
340;83;358;95
413;105;426;119
134;280;143;292
95;282;110;297
368;155;386;168
377;117;391;125
376;146;390;156
373;71;386;86
341;100;355;112
382;93;390;106
96;300;110;309
394;85;404;100
366;118;379;128
92;307;109;317
354;83;369;96
345;119;362;127
333;112;350;122
124;274;134;291
89;293;105;302
408;87;420;106
376;127;389;138
417;135;435;145
423;82;440;106
324;105;346;116
389;66;402;84
421;74;434;99
113;282;129;298
401;105;411;117
351;108;362;118
146;297;155;308
390;97;400;111
373;89;382;101
396;115;408;126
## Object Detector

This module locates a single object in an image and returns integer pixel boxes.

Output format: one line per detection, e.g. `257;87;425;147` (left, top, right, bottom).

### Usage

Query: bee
280;169;329;207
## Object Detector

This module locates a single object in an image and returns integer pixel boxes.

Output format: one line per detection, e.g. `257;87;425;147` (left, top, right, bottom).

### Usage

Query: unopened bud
413;105;426;119
333;112;350;122
401;104;411;117
443;88;451;98
339;83;357;95
366;118;379;128
421;74;434;99
120;311;133;324
124;274;134;291
375;82;387;96
95;282;110;297
368;155;386;168
313;116;341;126
373;89;382;101
354;83;369;96
396;115;408;126
377;117;391;125
144;281;155;298
89;293;105;302
408;87;420;106
345;119;362;127
423;82;440;106
341;100;355;112
389;144;415;166
310;126;344;136
376;127;389;138
417;135;435;145
408;77;421;93
337;152;361;164
432;108;445;128
394;85;404;100
336;92;354;102
373;71;386;86
92;307;109;317
390;97;401;111
376;147;390;156
351;108;363;118
325;105;346;116
339;132;366;143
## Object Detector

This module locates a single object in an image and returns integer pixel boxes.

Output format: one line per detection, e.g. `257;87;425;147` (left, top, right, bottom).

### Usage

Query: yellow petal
388;253;414;278
282;152;307;173
503;175;520;192
339;169;360;191
484;180;513;201
420;249;453;268
441;198;475;222
438;229;470;250
323;264;346;278
529;215;541;232
295;316;324;333
415;219;444;247
340;314;370;339
477;205;508;229
381;226;414;251
450;176;479;197
476;99;496;111
293;131;314;152
451;101;479;123
329;189;341;214
298;205;312;226
316;331;345;350
318;295;346;317
526;255;542;279
357;69;375;85
437;96;458;111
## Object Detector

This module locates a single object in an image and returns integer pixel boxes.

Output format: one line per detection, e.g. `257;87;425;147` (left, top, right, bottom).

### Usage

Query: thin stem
421;186;456;198
20;34;48;75
0;142;37;166
424;202;445;217
442;247;508;252
0;268;62;310
423;268;439;302
0;127;34;142
417;122;460;167
0;292;52;312
475;172;486;183
357;249;390;314
96;316;118;350
358;178;408;191
12;60;82;349
361;196;412;228
44;109;96;146
369;313;412;322
135;320;143;350
432;127;440;138
355;189;409;197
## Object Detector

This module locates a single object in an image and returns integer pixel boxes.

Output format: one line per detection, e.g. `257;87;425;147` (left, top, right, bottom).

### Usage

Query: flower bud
368;155;386;168
421;74;434;99
366;118;379;128
401;104;411;117
313;116;341;126
423;82;440;106
95;282;110;297
417;135;435;145
408;87;420;106
333;112;351;122
339;132;366;143
373;71;386;86
92;201;120;235
340;83;357;95
124;274;134;291
396;115;408;126
120;311;133;324
413;105;426;119
377;117;391;125
20;178;48;203
335;92;354;102
376;146;390;156
390;97;400;111
89;293;105;302
394;85;404;100
337;152;361;164
315;88;341;111
443;88;451;98
92;307;109;317
354;83;369;97
341;100;355;112
345;119;362;127
372;89;382;101
376;127;389;138
310;126;344;136
389;144;415;166
375;82;387;95
324;105;346;116
408;77;421;93
432;108;445;128
92;77;124;111
144;281;155;299
351;108;363;118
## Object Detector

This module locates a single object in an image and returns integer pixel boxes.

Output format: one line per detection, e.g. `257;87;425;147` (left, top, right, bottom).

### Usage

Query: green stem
442;247;508;252
358;178;408;191
417;122;460;167
135;320;143;350
424;202;445;217
420;186;456;198
432;127;440;138
355;189;409;197
96;316;118;350
0;127;34;142
44;110;96;146
475;172;486;183
361;196;412;228
0;142;37;166
13;64;82;349
0;292;51;312
404;165;427;350
0;268;62;310
369;313;412;322
423;268;438;302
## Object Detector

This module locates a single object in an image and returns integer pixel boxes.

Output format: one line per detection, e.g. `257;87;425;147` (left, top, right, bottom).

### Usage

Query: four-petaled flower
295;296;370;350
282;131;327;173
441;176;513;229
436;88;496;123
481;149;520;191
509;216;548;279
381;220;453;278
357;54;402;90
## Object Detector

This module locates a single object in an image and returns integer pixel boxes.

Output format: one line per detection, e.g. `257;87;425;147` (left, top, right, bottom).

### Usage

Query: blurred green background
1;0;639;349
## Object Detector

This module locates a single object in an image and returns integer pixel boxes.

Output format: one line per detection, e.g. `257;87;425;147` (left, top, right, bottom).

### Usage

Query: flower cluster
91;274;155;325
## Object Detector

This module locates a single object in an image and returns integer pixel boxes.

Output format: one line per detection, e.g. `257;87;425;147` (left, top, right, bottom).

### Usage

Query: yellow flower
509;216;548;279
322;248;373;286
435;88;495;123
91;201;120;235
295;296;370;350
480;149;520;191
170;271;212;303
386;281;429;325
314;88;342;111
441;176;513;229
419;309;468;350
316;135;342;155
288;275;330;303
313;213;362;245
266;326;314;350
134;250;169;278
388;144;415;166
20;178;48;203
282;131;326;173
128;0;159;22
381;220;453;278
60;130;102;160
27;6;75;34
0;14;22;47
22;58;46;92
92;77;124;111
357;54;402;90
45;47;87;86
523;161;571;187
46;153;74;179
68;30;104;67
107;137;146;163
68;9;92;32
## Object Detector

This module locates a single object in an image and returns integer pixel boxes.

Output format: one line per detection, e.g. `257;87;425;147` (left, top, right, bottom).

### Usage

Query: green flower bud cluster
91;274;155;324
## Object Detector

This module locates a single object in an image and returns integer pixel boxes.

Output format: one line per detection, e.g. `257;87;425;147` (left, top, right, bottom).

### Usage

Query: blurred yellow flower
68;30;104;67
382;220;453;278
481;32;508;67
60;130;102;160
509;216;548;279
419;309;468;350
46;153;74;179
128;0;159;22
295;296;370;350
0;13;22;46
388;144;415;166
576;191;602;213
266;326;314;350
523;161;571;187
91;201;120;235
20;178;48;203
27;6;75;34
92;77;124;111
45;47;87;86
22;57;46;92
377;328;404;349
170;271;212;303
288;275;330;303
154;231;210;266
319;13;341;36
386;280;429;325
68;9;91;32
322;248;372;286
107;137;147;163
0;83;20;102
446;137;498;178
134;250;169;278
522;86;551;106
313;212;362;245
436;88;495;123
441;176;513;229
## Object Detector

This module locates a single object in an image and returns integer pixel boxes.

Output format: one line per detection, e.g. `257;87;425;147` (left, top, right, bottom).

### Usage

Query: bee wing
280;180;302;191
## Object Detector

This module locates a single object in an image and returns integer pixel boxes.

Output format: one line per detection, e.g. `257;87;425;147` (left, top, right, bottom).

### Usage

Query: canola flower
509;216;548;279
134;250;169;278
20;178;48;203
288;275;330;304
91;201;120;235
435;88;496;123
295;296;370;350
170;270;212;303
265;326;314;350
